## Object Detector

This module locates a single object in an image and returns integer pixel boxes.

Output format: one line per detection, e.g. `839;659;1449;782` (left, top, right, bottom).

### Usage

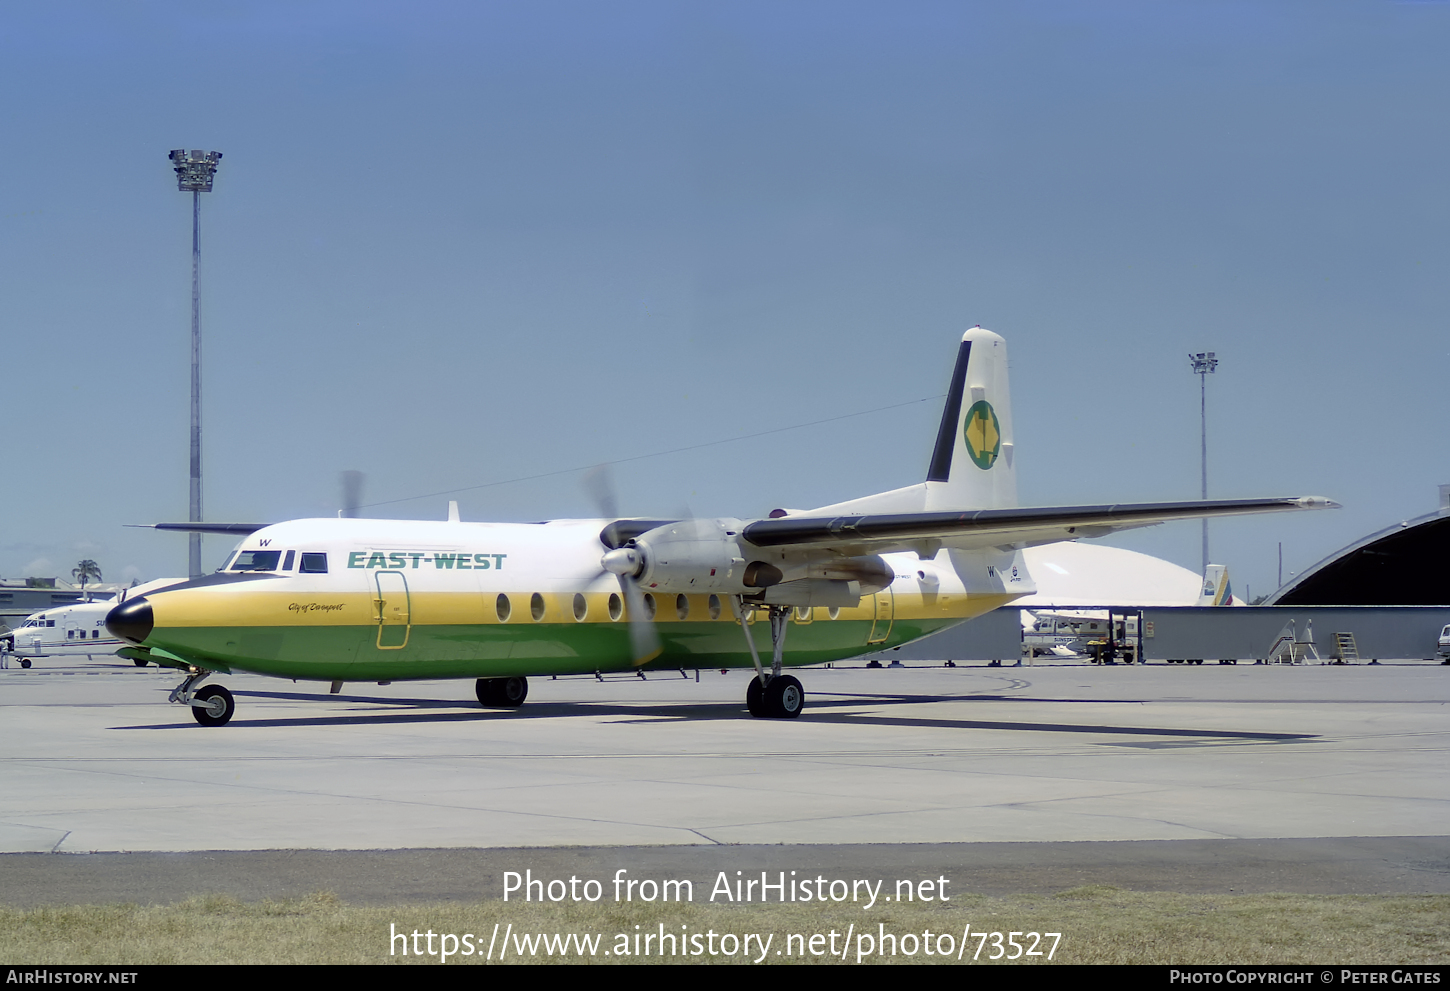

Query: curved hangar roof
1016;541;1203;608
1268;509;1450;606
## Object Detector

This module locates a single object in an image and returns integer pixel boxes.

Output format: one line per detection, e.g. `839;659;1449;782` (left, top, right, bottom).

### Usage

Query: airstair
1266;619;1320;664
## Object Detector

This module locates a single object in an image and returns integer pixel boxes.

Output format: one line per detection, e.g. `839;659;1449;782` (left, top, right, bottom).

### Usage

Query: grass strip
2;888;1446;965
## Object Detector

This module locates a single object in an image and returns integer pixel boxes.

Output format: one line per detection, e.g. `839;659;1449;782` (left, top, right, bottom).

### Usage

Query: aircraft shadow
116;688;1314;741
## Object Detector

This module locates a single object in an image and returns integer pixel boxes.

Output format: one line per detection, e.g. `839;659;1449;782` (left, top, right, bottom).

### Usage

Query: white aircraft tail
1197;564;1235;606
805;327;1019;517
922;327;1018;512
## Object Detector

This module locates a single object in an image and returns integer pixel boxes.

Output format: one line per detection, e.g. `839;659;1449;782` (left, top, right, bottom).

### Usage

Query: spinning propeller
583;466;663;666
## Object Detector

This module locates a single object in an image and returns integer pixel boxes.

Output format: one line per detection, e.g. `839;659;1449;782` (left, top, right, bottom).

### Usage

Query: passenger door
373;571;411;649
867;586;894;644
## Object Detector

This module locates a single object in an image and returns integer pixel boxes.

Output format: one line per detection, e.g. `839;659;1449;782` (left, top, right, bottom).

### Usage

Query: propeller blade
619;573;663;666
340;470;365;518
581;465;619;520
591;468;663;666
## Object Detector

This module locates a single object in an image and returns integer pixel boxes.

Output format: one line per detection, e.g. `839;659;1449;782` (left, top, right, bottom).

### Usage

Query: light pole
1189;351;1218;575
170;150;222;579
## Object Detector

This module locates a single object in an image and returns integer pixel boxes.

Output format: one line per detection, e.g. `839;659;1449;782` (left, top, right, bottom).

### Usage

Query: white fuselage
7;600;123;658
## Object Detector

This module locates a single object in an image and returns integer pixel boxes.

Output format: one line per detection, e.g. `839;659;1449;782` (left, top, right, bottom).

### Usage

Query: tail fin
923;327;1018;511
1197;564;1235;606
802;326;1019;518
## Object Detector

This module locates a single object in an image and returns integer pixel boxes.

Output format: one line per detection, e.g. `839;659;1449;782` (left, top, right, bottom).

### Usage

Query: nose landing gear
169;669;235;726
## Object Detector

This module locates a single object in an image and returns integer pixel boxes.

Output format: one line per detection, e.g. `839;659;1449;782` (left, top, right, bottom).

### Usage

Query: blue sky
3;1;1448;600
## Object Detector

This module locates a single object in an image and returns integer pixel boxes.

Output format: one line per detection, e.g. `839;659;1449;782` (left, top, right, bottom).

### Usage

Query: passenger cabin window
230;550;282;571
299;553;328;574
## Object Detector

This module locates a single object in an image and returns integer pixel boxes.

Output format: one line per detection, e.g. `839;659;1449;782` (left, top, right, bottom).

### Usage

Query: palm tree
73;560;102;591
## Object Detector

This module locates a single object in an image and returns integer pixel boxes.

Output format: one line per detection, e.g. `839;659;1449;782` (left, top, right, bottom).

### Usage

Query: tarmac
2;657;1447;905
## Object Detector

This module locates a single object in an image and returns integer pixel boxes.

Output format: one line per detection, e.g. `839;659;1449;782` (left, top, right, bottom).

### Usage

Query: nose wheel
191;684;235;726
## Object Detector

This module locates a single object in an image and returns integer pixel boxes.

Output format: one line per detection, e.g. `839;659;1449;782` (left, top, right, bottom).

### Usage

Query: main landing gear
735;598;805;719
476;676;529;708
170;669;235;726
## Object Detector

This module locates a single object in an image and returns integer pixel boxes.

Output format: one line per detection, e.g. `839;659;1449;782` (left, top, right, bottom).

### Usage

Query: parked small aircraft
5;600;119;666
107;329;1336;725
3;578;184;667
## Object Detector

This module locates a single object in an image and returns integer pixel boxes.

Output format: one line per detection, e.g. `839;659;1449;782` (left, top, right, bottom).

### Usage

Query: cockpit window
282;550;295;571
230;550;282;571
299;553;328;574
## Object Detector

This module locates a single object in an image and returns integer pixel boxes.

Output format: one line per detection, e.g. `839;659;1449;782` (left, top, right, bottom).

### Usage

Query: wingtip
1295;496;1341;510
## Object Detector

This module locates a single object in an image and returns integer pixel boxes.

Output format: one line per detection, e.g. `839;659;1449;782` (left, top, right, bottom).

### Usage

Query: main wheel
476;676;528;708
192;684;234;727
498;676;527;706
763;675;804;719
19;658;31;669
746;675;766;716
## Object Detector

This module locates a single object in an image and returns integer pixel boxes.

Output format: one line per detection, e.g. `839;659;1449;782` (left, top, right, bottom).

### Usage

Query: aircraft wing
128;522;271;536
740;496;1337;555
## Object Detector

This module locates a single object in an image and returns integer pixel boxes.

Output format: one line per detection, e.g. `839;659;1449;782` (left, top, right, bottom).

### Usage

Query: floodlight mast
1189;351;1218;575
170;150;222;579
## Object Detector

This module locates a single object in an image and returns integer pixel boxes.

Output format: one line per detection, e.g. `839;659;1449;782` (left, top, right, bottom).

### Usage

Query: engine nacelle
601;519;898;602
601;519;898;604
628;519;749;593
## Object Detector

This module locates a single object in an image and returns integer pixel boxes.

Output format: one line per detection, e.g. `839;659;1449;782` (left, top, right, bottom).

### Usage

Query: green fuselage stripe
144;616;964;682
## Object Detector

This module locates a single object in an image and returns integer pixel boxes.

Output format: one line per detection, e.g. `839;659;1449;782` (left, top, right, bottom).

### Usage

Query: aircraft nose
106;597;153;644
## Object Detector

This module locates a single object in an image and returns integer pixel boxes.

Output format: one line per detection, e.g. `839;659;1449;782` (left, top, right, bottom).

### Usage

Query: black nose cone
107;597;154;644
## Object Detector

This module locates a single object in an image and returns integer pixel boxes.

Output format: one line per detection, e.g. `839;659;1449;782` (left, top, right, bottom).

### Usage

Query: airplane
1021;557;1240;659
105;328;1337;726
2;578;187;667
4;601;119;667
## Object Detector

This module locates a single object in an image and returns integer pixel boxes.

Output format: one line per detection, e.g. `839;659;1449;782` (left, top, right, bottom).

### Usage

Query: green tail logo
963;400;1001;469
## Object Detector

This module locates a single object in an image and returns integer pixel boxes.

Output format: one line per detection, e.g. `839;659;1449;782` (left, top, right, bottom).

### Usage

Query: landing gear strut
735;598;805;719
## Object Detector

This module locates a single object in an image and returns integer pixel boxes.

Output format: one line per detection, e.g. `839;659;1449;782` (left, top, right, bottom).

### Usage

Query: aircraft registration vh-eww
106;329;1336;726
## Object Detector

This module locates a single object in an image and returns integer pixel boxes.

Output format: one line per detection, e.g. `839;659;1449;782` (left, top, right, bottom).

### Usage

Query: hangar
1269;489;1450;606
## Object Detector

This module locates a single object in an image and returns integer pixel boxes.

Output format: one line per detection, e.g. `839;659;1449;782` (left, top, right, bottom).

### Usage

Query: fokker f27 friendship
107;329;1336;726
